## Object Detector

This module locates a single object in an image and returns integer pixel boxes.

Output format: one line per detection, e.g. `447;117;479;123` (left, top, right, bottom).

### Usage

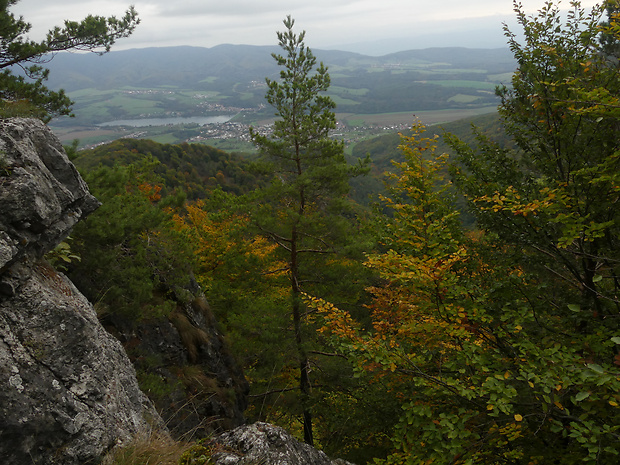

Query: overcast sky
14;0;603;55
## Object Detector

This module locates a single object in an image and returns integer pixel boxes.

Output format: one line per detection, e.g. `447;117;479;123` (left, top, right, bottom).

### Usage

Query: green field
448;94;482;103
75;95;163;120
338;106;498;127
330;96;361;106
330;86;369;96
430;80;498;90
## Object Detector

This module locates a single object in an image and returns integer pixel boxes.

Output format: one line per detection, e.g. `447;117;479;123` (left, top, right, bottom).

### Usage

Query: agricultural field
46;45;514;148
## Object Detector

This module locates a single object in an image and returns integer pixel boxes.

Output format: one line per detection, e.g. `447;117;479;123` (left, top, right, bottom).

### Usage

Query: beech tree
249;16;368;445
452;0;620;321
0;0;139;121
308;126;497;463
309;1;620;463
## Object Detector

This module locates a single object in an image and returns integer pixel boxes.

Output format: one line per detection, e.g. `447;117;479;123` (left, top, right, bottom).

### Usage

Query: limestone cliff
0;118;162;464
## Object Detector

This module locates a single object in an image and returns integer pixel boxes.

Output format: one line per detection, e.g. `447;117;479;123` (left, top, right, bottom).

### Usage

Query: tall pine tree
249;16;368;445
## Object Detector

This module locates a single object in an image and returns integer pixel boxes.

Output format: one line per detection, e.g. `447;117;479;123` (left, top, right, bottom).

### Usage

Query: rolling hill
44;45;516;127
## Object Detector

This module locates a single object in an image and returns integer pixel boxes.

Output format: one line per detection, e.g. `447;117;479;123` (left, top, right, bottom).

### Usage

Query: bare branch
308;350;347;359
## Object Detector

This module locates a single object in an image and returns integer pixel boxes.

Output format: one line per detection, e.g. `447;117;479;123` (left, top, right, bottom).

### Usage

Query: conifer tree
68;159;190;321
249;16;367;445
0;0;139;121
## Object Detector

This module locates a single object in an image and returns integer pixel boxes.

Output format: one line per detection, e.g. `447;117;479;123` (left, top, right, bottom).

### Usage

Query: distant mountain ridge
41;45;516;128
45;45;515;92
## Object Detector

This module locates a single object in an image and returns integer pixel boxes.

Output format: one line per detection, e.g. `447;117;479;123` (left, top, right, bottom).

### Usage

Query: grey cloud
11;0;604;53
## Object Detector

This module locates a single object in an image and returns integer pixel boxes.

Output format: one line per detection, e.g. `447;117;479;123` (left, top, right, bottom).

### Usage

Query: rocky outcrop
0;118;162;464
0;118;99;274
207;422;356;465
107;282;249;439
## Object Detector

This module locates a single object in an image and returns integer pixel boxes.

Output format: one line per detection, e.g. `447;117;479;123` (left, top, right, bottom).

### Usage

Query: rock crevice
0;118;161;465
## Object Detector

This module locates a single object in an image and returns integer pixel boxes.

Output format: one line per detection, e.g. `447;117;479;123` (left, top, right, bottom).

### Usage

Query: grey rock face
209;422;356;465
0;118;162;464
0;118;99;272
0;263;162;464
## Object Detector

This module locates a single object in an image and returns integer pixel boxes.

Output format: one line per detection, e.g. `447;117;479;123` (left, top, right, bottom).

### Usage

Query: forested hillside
349;112;515;205
74;139;262;199
3;0;620;464
63;2;620;463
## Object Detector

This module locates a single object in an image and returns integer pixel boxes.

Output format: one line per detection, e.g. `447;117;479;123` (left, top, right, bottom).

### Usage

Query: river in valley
97;115;236;127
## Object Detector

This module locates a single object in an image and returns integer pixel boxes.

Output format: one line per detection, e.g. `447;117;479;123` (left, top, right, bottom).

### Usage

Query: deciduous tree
309;1;620;463
451;0;620;324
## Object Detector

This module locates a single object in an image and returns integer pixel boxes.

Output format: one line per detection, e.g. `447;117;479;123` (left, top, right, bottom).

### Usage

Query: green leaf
567;304;580;312
592;274;602;283
586;363;604;374
611;337;620;345
575;391;590;401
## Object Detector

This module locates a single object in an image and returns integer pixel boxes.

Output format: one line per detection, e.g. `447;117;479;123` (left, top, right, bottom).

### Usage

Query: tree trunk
291;224;313;445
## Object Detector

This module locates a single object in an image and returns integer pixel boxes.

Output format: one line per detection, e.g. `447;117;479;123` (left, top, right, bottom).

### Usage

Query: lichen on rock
0;118;162;465
207;422;356;465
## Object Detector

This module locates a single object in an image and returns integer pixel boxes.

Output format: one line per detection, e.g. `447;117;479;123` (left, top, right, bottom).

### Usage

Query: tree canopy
0;0;138;121
308;1;620;463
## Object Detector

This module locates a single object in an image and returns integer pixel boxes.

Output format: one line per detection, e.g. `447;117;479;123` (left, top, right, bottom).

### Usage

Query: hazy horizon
13;0;602;56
